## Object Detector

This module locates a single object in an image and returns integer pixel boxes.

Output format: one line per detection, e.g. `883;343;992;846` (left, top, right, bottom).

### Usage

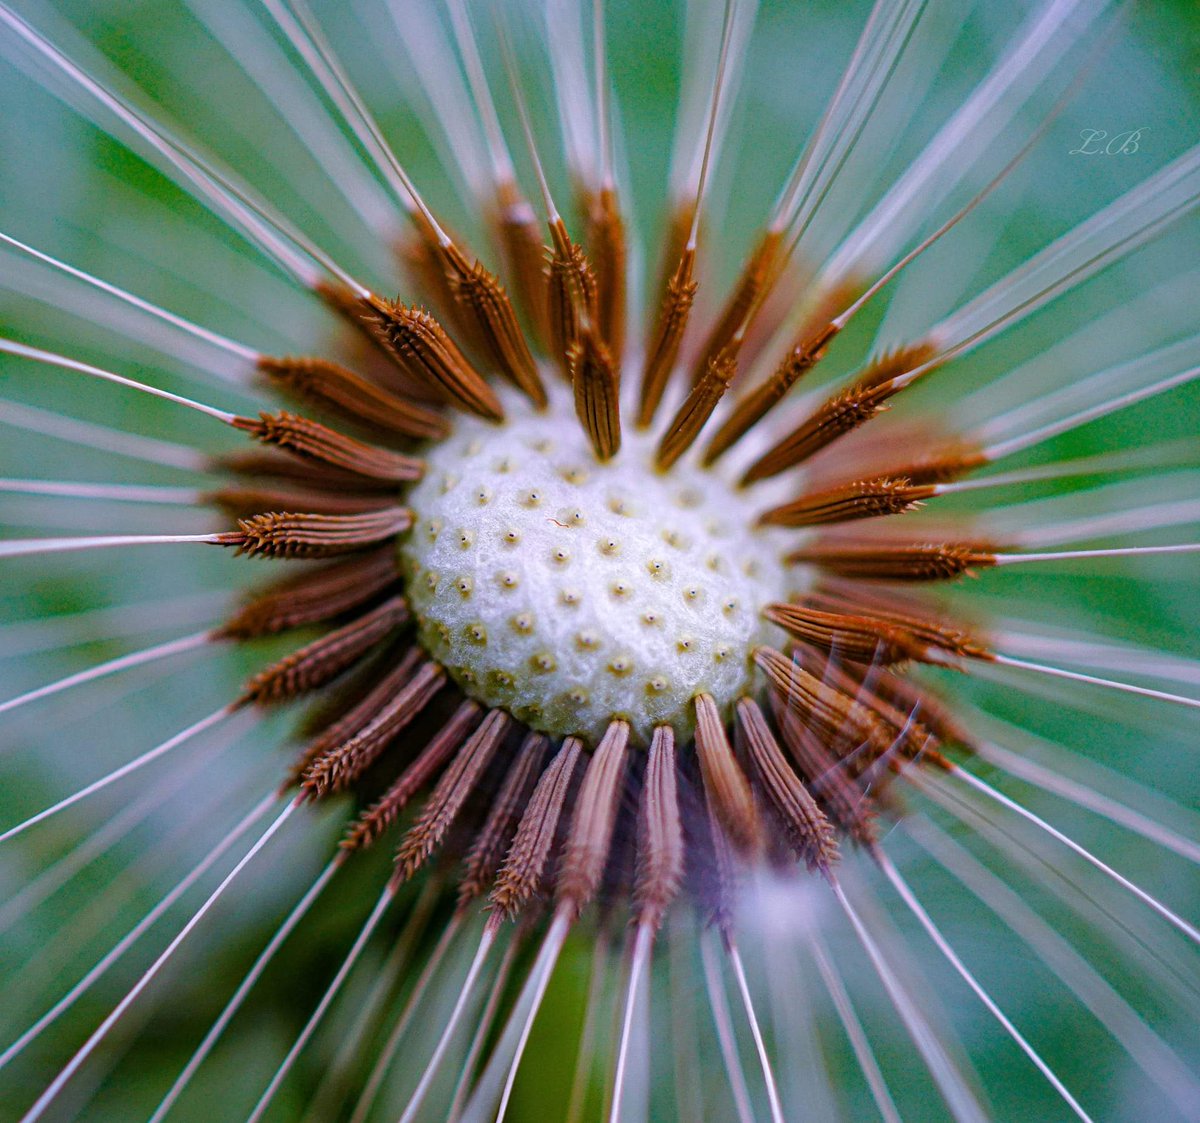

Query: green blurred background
1;0;1198;1119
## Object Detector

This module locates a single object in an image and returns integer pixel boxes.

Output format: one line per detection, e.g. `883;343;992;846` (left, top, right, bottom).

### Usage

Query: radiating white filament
0;338;237;421
951;768;1200;946
0;705;236;845
877;852;1093;1122
0;630;214;717
148;856;341;1122
245;884;395;1123
17;796;294;1123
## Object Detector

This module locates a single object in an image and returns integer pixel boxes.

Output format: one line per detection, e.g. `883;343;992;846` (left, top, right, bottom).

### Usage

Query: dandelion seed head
1;0;1198;1118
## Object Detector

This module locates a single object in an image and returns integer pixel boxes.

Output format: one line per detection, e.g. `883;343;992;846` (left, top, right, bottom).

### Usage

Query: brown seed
315;277;419;372
314;277;369;323
740;342;942;484
219;549;400;639
256;355;449;441
758;476;938;528
342;700;483;852
398;215;470;335
754;646;894;758
493;179;552;347
655;347;735;471
214;450;396;493
240;595;409;704
490;737;583;922
569;327;622;461
690;227;784;387
787;594;990;665
771;698;879;847
547;218;599;376
735;698;838;872
765;602;922;666
301;661;446;799
740;381;899;485
361;296;504;421
233;411;425;482
703;321;840;464
634;725;684;932
556;720;631;918
392;709;513;885
649;200;696;327
206;486;396;519
637;246;697;428
693;694;761;857
878;444;989;485
219;507;413;560
286;650;423;786
786;541;999;582
458;732;551;907
439;240;547;408
585;184;627;366
853;342;940;391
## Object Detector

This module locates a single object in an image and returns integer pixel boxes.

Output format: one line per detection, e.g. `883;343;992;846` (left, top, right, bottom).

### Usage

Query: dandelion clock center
401;390;790;745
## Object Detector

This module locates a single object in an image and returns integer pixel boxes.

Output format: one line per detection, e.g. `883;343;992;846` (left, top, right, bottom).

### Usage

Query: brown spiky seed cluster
196;140;1000;940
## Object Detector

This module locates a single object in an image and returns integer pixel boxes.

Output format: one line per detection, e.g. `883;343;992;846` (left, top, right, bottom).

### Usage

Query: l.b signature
1069;128;1148;156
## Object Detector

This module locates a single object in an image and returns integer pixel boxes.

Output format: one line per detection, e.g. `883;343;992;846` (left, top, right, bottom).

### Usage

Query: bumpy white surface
401;391;793;746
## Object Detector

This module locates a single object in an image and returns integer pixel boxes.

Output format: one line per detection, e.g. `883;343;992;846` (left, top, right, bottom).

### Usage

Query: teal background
1;1;1198;1120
